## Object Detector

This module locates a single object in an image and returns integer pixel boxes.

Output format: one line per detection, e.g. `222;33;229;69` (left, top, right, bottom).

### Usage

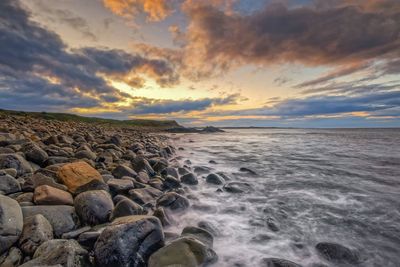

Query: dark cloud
0;0;179;112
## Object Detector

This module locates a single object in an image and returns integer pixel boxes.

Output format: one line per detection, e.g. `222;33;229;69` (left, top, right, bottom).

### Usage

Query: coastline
0;113;217;267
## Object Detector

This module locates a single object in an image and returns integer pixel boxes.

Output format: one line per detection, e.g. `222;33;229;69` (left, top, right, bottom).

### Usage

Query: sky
0;0;400;127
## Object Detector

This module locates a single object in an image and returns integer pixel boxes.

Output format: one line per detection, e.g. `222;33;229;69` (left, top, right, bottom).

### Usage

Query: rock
21;205;78;237
74;190;114;225
197;221;221;237
2;168;17;177
267;217;280;232
148;237;217;267
132;157;155;176
223;182;252;193
136;171;150;184
0;247;22;267
239;167;257;175
112;165;137;179
161;167;179;179
107;179;134;195
261;258;303;267
193;166;211;174
108;135;122;146
182;226;214;247
315;242;360;264
180;173;198;185
149;179;164;190
57;161;103;193
74;179;109;196
0;195;23;254
0;154;33;176
18;214;53;255
78;230;102;249
44;156;71;166
75;150;97;161
128;187;163;205
23;173;67;192
33;185;73;205
206;173;225;185
61;226;91;239
152;207;174;227
0;173;21;194
157;192;190;212
94;215;164;267
163;175;181;189
19;239;90;267
15;192;33;203
178;167;190;176
111;198;144;220
23;143;48;166
152;158;168;173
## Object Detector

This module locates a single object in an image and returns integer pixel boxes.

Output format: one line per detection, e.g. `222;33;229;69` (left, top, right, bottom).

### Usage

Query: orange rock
34;185;73;205
57;161;103;193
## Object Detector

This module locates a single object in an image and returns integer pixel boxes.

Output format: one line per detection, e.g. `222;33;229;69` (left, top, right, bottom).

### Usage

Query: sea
168;128;400;267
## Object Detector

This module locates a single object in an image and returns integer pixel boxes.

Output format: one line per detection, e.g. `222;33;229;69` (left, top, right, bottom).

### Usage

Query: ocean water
168;128;400;267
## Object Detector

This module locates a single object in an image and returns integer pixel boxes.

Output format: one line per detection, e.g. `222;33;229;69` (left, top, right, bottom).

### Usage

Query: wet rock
157;192;190;212
78;230;102;249
148;237;217;267
206;173;225;185
33;185;73;205
19;239;90;267
181;173;198;185
19;214;53;255
112;165;137;179
0;172;20;194
152;158;168;173
239;167;257;175
182;226;214;247
197;221;221;236
132;157;155;176
22;143;48;166
178;167;190;176
223;182;252;193
111;197;144;219
74;179;109;196
0;154;33;176
0;195;23;254
74;190;114;225
128;187;163;205
152;207;174;227
250;234;272;243
0;247;22;267
57;161;103;193
163;175;181;189
94;215;164;267
107;179;134;195
193;166;211;174
261;258;303;267
21;205;78;237
149;178;164;190
315;242;360;264
161;167;179;179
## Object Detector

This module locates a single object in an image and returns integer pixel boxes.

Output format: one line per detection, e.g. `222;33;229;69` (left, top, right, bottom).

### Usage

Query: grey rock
315;242;360;264
163;175;181;189
152;207;174;227
128;187;163;205
74;179;109;196
75;150;96;161
0;195;23;254
136;171;150;184
111;198;144;219
0;154;33;176
0;173;21;194
23;143;48;166
94;215;164;267
107;179;134;195
223;182;252;193
0;247;22;267
19;214;53;255
181;226;214;247
112;165;137;179
132;157;155;176
74;190;114;225
261;258;303;267
206;173;225;185
180;173;198;185
157;192;190;212
161;167;179;179
61;226;91;240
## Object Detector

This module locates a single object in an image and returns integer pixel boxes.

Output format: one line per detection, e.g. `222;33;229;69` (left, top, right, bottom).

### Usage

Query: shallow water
168;128;400;267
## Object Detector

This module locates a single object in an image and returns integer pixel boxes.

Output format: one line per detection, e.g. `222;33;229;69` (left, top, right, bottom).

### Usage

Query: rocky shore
0;113;218;267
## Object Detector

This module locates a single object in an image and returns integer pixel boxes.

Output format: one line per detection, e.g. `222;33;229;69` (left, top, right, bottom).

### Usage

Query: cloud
0;0;179;111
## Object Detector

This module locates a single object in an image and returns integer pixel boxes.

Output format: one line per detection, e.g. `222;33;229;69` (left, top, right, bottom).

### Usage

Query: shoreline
0;114;217;267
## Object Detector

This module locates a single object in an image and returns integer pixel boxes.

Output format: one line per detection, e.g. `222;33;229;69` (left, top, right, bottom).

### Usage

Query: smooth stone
74;190;114;225
261;258;303;267
181;226;214;247
315;242;360;264
112;165;137;179
18;214;53;255
33;185;73;205
23;173;67;192
239;167;257;175
15;192;34;203
178;167;190;176
161;167;179;179
74;179;109;196
0;173;21;194
61;226;91;239
19;239;90;267
223;182;252;193
206;173;225;185
23;143;48;166
0;195;23;254
57;161;103;193
94;215;164;267
111;198;144;220
149;179;164;190
0;247;22;267
21;205;78;237
148;237;217;267
267;217;280;232
132;157;155;176
75;150;97;161
136;171;150;184
107;179;134;195
2;168;17;177
157;192;190;212
152;207;174;227
163;175;181;189
180;173;198;185
0;154;33;176
128;187;163;205
197;221;221;237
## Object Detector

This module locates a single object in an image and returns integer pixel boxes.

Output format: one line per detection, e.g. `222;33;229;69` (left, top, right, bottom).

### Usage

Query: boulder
132;157;155;176
0;154;33;176
33;185;73;205
57;161;103;193
23;143;48;166
21;205;78;237
94;215;164;267
148;237;217;267
112;165;137;179
128;187;163;205
74;190;114;225
156;192;190;212
111;198;144;220
261;258;303;267
0;195;23;254
181;226;214;247
181;173;198;185
18;214;53;255
19;239;90;267
315;242;360;264
206;173;225;185
0;173;21;194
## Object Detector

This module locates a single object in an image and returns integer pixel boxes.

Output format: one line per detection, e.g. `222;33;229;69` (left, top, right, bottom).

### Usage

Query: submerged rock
315;242;360;264
223;182;253;193
206;173;225;185
261;258;303;267
181;172;198;185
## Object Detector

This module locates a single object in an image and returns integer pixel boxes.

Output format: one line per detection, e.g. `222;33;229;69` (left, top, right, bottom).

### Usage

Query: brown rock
33;185;73;205
57;161;103;193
